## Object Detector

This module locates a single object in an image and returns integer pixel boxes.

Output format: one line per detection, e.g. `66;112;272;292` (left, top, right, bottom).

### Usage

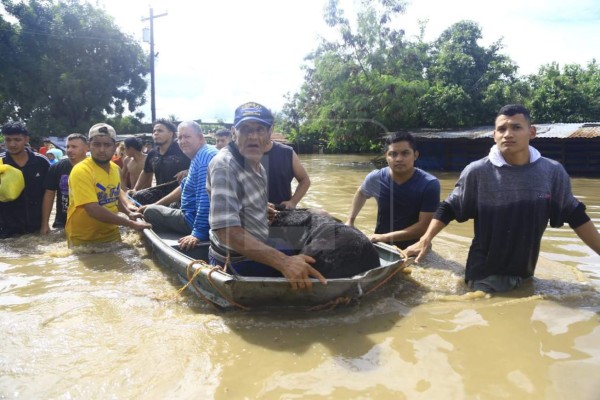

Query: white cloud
95;0;600;122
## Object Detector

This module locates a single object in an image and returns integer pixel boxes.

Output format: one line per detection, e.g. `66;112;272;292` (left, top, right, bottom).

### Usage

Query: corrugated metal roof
410;122;600;140
410;126;494;139
534;123;582;138
570;125;600;138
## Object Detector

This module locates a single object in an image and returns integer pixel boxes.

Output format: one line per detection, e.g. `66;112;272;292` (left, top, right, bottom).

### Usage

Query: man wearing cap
207;102;326;290
65;123;150;247
0;121;50;238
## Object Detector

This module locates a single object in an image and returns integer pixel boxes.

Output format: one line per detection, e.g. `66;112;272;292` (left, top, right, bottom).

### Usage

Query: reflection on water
1;154;599;399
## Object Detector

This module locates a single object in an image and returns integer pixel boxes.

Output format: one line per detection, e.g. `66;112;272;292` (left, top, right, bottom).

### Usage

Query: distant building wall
415;137;600;176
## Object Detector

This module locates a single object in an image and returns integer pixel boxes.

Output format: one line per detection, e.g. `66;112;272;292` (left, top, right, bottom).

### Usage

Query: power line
0;25;136;43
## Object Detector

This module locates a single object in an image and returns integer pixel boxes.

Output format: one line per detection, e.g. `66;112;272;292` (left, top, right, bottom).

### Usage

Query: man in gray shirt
407;104;600;292
207;102;326;290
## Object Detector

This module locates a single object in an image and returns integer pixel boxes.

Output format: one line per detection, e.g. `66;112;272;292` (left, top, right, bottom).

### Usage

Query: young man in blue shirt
346;131;440;249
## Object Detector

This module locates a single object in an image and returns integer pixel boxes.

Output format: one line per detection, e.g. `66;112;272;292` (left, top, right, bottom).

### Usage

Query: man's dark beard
92;156;111;165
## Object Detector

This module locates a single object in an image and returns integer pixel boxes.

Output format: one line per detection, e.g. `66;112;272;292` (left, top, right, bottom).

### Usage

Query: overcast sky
95;0;600;123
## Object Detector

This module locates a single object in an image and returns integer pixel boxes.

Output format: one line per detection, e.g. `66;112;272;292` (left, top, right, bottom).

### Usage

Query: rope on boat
363;246;410;296
177;260;220;309
307;296;352;311
205;265;251;311
180;259;251;311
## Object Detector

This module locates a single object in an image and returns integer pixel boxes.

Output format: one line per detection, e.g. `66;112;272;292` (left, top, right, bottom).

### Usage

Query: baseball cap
88;123;117;140
233;102;274;128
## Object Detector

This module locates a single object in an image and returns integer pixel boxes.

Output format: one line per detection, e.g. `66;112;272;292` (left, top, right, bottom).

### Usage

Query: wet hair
497;104;532;124
124;137;143;151
1;121;29;136
67;133;88;143
177;120;203;136
384;131;417;151
153;118;177;135
215;128;231;138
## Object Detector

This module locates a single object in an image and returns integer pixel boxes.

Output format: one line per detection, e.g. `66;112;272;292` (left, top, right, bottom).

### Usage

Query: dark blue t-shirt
43;158;73;228
261;141;294;205
361;167;440;248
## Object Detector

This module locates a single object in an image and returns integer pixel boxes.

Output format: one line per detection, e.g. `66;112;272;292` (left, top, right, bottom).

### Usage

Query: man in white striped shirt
207;102;326;290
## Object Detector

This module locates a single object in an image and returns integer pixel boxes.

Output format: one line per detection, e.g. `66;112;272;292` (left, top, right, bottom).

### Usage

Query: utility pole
142;8;167;123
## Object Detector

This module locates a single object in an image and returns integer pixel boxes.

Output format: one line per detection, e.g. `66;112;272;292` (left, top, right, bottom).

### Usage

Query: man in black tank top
260;140;310;209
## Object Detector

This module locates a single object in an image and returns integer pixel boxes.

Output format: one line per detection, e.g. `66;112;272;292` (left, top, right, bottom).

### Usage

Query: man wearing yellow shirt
65;123;151;247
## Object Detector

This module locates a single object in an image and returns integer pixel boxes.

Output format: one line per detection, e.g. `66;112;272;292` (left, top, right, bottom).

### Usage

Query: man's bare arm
40;189;56;234
405;219;447;263
281;152;310;209
345;187;368;226
573;220;600;255
132;171;153;191
83;202;151;231
369;211;435;246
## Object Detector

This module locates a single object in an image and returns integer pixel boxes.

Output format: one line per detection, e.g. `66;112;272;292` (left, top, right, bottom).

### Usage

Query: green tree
106;114;146;134
420;20;521;127
0;0;148;137
526;61;600;123
284;0;425;152
282;6;524;151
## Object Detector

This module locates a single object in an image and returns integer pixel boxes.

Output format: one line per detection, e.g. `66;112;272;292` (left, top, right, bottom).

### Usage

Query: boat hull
143;228;411;310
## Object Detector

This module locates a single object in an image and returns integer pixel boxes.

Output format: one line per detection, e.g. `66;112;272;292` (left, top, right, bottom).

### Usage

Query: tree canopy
528;61;600;123
282;0;599;152
0;0;148;137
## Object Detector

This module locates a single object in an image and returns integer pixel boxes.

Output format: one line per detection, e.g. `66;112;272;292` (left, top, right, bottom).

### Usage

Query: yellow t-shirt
65;158;122;246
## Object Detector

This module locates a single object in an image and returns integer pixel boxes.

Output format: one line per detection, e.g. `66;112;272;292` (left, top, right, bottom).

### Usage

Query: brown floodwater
1;154;599;399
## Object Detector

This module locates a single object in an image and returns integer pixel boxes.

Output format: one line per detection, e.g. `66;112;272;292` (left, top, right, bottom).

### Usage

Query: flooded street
1;154;599;399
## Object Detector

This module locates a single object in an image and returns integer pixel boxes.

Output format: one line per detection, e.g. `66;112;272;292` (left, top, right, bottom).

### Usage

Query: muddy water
1;154;599;399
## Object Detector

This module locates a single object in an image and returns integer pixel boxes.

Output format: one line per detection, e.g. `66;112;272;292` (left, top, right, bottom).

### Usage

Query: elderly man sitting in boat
207;102;327;290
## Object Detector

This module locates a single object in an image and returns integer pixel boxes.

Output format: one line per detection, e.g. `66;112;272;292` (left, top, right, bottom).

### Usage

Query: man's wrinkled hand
280;254;327;291
178;235;200;251
267;203;279;224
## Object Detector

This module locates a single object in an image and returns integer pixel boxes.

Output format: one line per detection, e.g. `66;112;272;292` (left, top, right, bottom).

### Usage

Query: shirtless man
120;137;146;190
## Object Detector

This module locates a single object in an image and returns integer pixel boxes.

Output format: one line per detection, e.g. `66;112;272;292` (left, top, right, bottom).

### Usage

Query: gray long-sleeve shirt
436;156;587;281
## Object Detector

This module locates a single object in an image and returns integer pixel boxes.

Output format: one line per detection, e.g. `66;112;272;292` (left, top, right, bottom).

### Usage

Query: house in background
410;123;600;176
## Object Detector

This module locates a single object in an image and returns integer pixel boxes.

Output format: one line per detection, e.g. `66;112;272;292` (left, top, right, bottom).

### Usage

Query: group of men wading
1;103;599;293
